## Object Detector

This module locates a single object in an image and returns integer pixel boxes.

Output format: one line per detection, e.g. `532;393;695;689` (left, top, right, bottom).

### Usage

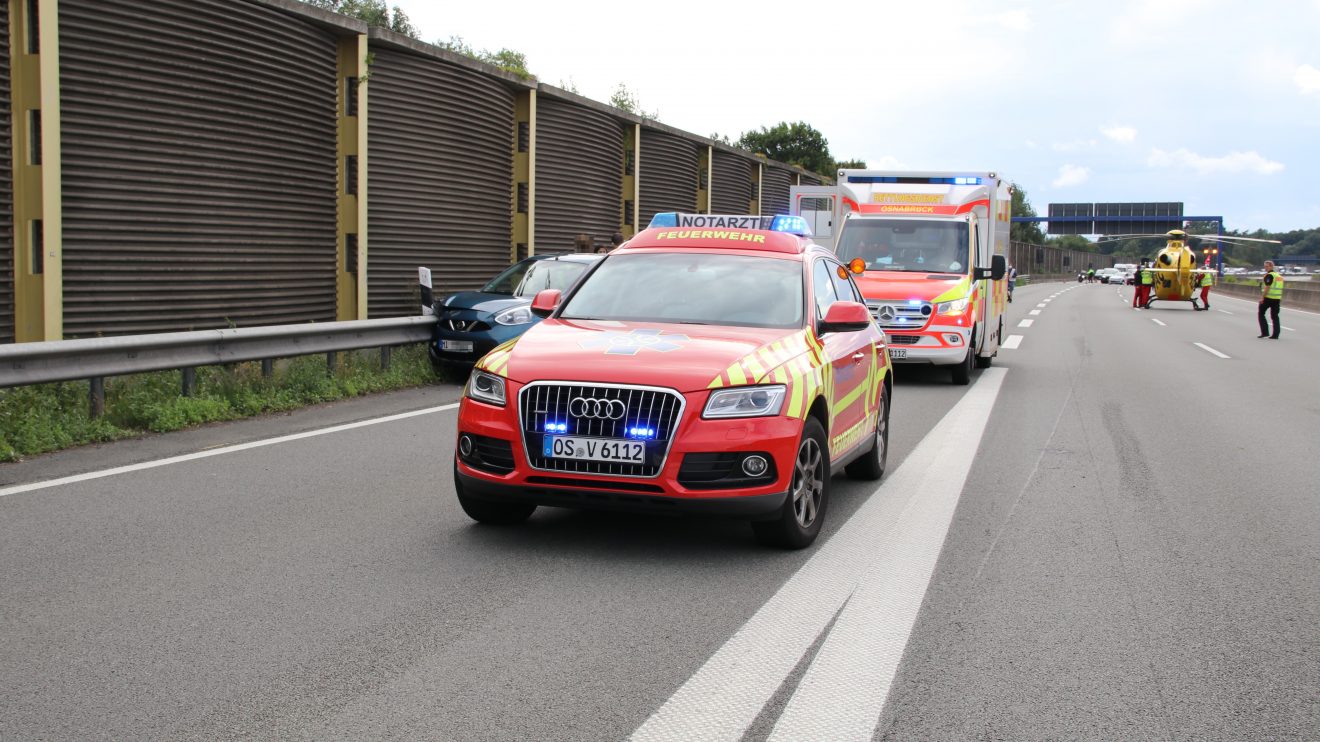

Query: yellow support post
513;88;534;258
750;161;763;217
621;123;640;237
697;146;711;214
335;34;368;321
9;0;60;341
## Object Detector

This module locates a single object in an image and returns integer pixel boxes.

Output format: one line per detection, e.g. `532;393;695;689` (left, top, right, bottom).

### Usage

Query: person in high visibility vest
1195;270;1214;310
1257;260;1284;339
1133;260;1154;308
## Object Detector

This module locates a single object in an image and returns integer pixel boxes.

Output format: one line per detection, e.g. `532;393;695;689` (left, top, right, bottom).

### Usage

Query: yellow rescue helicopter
1099;229;1281;310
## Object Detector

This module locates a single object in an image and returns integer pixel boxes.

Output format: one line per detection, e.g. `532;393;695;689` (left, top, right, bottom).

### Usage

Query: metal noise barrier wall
710;151;753;215
534;96;623;254
760;167;792;216
0;8;12;344
367;47;514;313
58;0;341;337
638;129;698;227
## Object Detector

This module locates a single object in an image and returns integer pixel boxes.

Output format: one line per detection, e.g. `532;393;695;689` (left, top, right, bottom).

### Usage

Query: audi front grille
518;382;685;478
866;301;933;331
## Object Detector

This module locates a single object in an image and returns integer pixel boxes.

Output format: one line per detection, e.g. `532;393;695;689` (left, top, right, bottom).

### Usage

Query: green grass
0;346;439;463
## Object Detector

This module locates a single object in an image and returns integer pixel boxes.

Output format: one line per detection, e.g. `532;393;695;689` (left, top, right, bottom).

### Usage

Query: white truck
791;171;1009;384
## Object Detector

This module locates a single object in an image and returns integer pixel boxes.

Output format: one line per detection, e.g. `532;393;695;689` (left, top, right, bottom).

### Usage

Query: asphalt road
1;280;1315;741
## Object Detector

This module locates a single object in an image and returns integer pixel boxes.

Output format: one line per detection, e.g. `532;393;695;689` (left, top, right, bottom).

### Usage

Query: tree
1010;182;1046;244
304;0;417;38
436;36;534;80
737;122;833;175
608;83;658;119
834;158;866;171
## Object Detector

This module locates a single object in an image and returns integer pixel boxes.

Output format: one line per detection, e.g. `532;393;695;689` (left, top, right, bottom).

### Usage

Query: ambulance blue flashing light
768;215;813;237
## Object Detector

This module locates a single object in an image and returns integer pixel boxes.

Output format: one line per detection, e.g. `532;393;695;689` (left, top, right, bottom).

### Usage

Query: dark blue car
429;253;602;373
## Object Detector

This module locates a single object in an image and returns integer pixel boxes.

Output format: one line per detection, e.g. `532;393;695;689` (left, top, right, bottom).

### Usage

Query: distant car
1096;268;1121;284
430;254;602;374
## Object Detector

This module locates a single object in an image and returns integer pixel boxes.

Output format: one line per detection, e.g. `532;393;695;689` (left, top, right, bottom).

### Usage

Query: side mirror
819;301;873;334
975;255;1007;281
530;289;562;318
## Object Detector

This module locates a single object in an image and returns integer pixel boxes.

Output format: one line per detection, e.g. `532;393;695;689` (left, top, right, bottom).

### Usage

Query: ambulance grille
866;301;933;332
518;382;685;478
888;335;921;345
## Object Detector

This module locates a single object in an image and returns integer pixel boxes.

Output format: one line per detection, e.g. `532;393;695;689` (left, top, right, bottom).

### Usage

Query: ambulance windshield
837;220;971;274
559;253;804;329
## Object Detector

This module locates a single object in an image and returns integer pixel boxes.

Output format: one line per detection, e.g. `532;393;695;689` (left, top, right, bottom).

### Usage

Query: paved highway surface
1;281;1316;741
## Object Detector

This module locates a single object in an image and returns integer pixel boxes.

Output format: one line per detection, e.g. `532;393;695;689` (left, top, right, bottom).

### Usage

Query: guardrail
0;316;438;415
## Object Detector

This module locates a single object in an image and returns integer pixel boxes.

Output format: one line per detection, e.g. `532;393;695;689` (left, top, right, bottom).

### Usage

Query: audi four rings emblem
569;397;626;420
878;306;896;321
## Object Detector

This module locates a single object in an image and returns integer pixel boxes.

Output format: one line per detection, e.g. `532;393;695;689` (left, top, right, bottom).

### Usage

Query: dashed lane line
1152;318;1167;326
1018;319;1034;328
1002;335;1024;349
1217;309;1234;315
1029;310;1042;316
1195;342;1231;359
0;403;462;498
1036;303;1047;308
630;370;1009;742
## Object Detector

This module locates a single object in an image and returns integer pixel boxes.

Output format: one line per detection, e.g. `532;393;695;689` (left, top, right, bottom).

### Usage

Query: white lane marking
766;370;1008;741
1002;335;1024;349
1018;319;1034;328
1194;342;1231;359
630;370;1008;742
1284;326;1296;331
1215;293;1320;317
1151;318;1167;326
1029;309;1042;316
1036;303;1048;308
1217;309;1233;315
0;403;461;498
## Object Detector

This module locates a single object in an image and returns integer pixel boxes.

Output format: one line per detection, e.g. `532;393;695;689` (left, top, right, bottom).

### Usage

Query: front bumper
454;386;802;519
885;324;971;365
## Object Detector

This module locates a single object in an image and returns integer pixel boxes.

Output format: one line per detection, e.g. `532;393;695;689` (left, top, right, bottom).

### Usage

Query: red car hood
488;319;810;393
853;270;968;302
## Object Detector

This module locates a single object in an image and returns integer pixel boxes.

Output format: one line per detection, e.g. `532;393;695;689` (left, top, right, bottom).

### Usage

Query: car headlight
936;297;969;316
703;385;786;419
493;306;535;326
466;370;507;406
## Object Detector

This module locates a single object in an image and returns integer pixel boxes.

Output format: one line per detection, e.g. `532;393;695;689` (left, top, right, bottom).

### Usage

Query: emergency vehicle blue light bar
845;176;983;185
649;212;679;228
768;215;813;237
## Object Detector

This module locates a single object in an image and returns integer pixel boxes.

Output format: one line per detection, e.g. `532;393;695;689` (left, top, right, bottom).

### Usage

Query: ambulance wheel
454;465;536;525
952;347;973;385
753;417;829;549
845;387;888;481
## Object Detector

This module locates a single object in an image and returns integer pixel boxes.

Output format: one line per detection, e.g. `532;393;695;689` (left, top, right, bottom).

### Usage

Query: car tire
753;417;829;549
454;465;536;525
952;345;973;385
845;388;888;481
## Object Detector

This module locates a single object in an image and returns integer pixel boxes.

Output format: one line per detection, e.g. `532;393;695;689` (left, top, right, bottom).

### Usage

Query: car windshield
837;219;971;274
481;259;536;295
514;260;592;297
558;253;804;328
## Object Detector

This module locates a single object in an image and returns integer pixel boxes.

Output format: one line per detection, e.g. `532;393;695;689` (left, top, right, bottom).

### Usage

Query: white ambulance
792;171;1010;384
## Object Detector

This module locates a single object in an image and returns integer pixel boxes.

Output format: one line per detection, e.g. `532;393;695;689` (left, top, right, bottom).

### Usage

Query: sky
390;0;1320;233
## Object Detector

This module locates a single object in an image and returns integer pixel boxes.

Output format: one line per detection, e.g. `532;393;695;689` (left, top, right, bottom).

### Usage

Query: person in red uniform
1197;269;1213;310
1133;260;1153;308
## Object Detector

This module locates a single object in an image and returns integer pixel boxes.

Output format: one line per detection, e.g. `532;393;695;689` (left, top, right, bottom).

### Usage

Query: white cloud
1147;148;1284;175
1101;125;1137;143
989;9;1033;31
867;154;907;170
1109;0;1213;43
1052;164;1090;187
1295;64;1320;94
1051;139;1097;152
